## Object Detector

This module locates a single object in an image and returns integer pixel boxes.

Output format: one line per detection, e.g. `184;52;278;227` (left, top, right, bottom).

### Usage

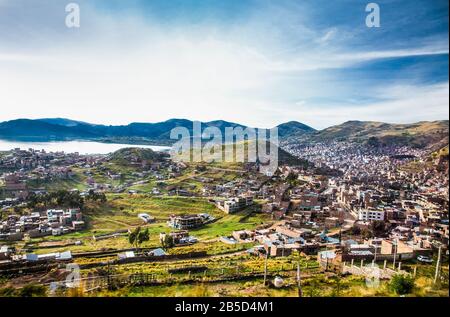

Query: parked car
417;255;433;263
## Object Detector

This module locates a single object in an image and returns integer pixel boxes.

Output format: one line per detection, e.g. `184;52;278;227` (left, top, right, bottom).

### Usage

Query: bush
18;284;47;297
0;287;17;297
389;274;415;295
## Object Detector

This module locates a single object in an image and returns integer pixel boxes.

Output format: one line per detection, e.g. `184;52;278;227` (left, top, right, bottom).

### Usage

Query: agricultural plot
20;195;270;256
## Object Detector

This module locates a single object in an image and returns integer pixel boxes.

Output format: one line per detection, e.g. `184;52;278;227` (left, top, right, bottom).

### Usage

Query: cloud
284;83;449;129
0;0;448;129
316;28;338;45
337;46;449;63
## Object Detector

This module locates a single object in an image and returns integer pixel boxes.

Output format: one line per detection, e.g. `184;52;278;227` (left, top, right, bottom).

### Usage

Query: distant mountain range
0;118;448;150
0;118;314;145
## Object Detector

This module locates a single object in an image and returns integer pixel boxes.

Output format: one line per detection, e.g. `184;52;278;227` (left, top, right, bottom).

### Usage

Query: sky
0;0;448;129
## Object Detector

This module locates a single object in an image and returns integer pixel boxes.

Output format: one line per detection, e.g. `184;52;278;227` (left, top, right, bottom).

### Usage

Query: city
0;0;448;310
0;119;448;297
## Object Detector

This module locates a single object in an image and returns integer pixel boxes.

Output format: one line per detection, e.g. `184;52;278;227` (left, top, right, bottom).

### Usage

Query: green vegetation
108;147;163;166
389;274;415;295
27;174;88;191
0;284;47;297
15;194;269;256
302;120;449;148
26;189;106;210
161;234;175;250
128;226;150;250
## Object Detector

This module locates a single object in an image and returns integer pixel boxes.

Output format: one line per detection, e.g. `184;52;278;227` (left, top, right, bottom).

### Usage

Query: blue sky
0;0;448;129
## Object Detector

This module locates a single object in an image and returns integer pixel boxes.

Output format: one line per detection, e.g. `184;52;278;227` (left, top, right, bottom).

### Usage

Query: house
232;230;255;242
57;251;72;261
220;236;238;244
275;225;312;239
217;196;253;214
72;221;85;230
22;250;72;262
149;248;167;257
160;231;197;245
358;209;385;221
168;215;205;230
379;240;415;260
324;217;341;229
264;241;300;257
23;253;39;262
0;246;13;261
118;251;135;260
138;213;155;224
317;250;340;269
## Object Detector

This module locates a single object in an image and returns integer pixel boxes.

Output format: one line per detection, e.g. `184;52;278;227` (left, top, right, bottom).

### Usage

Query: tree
349;225;361;235
389;274;415;295
128;227;150;251
26;190;85;210
137;228;150;247
331;275;343;297
370;221;387;237
128;227;140;249
86;190;107;203
161;234;175;250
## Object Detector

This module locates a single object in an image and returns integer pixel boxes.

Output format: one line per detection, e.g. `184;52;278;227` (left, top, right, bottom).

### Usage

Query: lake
0;139;170;155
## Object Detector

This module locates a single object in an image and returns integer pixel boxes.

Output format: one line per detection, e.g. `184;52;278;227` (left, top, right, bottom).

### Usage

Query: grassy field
87;264;449;297
20;195;271;255
27;175;88;191
90;266;448;298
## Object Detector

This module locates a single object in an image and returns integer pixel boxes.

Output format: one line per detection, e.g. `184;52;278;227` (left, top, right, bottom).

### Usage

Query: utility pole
373;240;377;265
297;261;303;297
107;262;111;289
434;246;442;285
392;239;398;270
263;252;268;286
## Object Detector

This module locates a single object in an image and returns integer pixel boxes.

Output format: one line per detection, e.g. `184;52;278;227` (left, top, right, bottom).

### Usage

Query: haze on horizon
0;0;448;130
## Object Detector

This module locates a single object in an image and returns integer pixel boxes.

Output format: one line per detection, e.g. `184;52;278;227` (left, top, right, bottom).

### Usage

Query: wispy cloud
0;0;448;128
284;83;449;129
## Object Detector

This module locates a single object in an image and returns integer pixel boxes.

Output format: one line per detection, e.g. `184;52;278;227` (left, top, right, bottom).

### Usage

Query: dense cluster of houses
0;208;84;241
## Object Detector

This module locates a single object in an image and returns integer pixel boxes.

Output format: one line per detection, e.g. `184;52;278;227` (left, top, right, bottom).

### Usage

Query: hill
107;148;165;166
276;121;316;139
301;120;449;150
173;139;312;169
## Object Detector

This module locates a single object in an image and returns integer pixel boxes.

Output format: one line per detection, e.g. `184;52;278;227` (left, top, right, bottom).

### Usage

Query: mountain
276;121;316;139
301;120;449;150
0;118;270;144
37;118;95;127
0;119;100;141
0;118;448;150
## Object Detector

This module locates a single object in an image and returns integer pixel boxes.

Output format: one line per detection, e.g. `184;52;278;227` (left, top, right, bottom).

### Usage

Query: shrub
0;287;17;297
18;284;47;297
389;274;415;295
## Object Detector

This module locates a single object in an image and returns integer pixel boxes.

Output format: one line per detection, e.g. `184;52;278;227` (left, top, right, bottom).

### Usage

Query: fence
48;261;322;293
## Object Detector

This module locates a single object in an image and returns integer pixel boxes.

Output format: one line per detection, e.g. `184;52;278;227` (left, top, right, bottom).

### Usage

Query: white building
358;209;385;221
217;196;254;214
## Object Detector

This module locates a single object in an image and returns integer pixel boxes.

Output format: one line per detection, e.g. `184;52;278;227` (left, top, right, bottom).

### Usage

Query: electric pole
297;261;303;297
373;240;377;264
434;245;442;285
392;239;398;270
263;252;268;286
